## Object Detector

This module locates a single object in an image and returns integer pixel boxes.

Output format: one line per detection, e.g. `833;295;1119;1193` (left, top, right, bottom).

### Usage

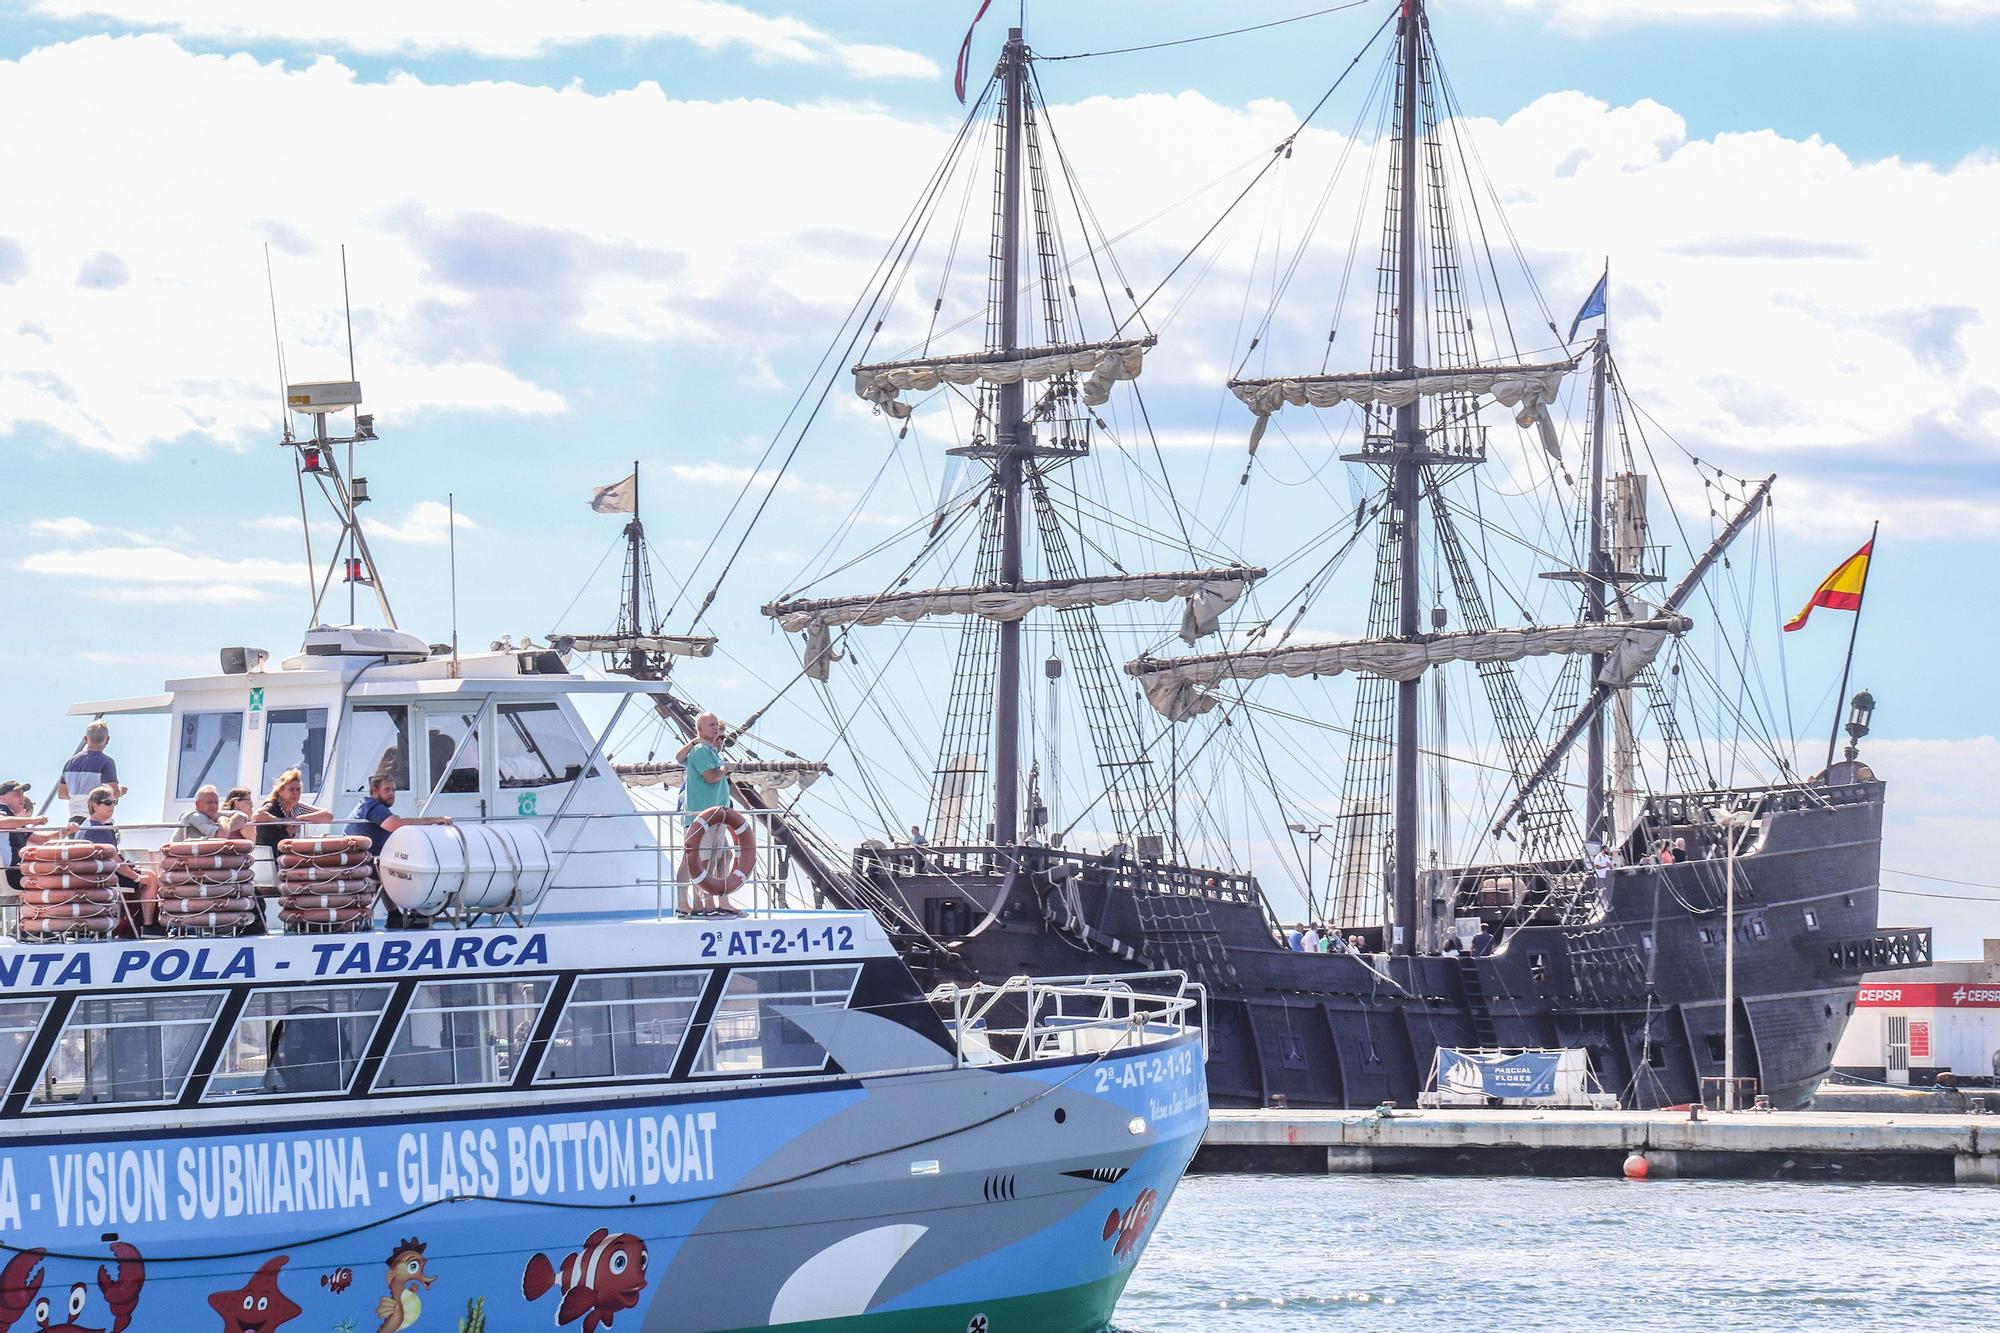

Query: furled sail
1127;615;1690;721
854;336;1156;419
766;567;1264;635
1230;357;1579;456
553;633;717;659
616;759;829;793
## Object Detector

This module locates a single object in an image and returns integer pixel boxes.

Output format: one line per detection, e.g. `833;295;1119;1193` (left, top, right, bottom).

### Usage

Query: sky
2;0;1997;954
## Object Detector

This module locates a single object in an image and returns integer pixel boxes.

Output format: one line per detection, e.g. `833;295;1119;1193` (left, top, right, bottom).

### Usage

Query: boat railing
3;805;814;938
927;971;1207;1068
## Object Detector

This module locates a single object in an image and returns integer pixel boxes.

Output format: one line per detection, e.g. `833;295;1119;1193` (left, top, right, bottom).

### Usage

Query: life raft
682;807;755;896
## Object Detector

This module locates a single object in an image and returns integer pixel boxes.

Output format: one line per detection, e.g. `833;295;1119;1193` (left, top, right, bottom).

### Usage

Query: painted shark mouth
1062;1165;1129;1184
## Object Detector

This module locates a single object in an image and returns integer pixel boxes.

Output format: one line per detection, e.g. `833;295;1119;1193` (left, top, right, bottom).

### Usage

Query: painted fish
1103;1188;1158;1260
521;1228;648;1332
320;1268;352;1296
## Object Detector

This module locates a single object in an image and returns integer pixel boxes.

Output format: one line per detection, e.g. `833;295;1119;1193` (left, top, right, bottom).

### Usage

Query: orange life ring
279;835;371;856
279;849;370;870
162;839;239;858
682;807;755;896
21;840;112;866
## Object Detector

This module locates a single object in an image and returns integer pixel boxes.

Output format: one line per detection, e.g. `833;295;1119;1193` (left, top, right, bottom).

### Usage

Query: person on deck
675;712;739;916
1442;933;1462;955
178;785;225;840
219;788;256;841
74;786;155;932
253;768;332;850
1471;923;1496;957
1286;923;1304;951
55;721;123;818
1301;922;1322;953
1;780;47;892
347;775;452;928
1591;843;1615;891
907;824;929;847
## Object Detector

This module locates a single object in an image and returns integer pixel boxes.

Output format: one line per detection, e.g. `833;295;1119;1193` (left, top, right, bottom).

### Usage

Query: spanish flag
1783;539;1872;632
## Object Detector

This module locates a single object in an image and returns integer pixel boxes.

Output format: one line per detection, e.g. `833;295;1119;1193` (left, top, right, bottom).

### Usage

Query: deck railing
928;971;1207;1067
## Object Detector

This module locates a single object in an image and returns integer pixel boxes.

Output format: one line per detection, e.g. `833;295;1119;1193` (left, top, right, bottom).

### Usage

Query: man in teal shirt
677;713;737;915
678;712;733;818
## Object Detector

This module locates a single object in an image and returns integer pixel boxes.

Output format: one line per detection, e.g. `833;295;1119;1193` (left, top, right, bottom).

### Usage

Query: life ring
20;869;118;891
162;839;239;858
682;807;755;896
20;886;120;907
280;903;374;927
279;835;371;856
21;841;112;865
279;849;371;870
159;865;252;886
161;852;252;872
278;863;374;885
280;890;377;911
159;879;251;902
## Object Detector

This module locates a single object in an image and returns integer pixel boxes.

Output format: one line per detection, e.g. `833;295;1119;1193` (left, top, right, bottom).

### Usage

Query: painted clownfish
521;1228;649;1332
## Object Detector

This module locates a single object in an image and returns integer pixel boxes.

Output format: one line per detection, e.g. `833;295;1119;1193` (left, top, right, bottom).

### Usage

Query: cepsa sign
1854;983;2000;1008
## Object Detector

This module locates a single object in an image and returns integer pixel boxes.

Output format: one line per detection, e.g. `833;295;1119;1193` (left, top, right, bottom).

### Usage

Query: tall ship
613;1;1932;1112
0;377;1208;1331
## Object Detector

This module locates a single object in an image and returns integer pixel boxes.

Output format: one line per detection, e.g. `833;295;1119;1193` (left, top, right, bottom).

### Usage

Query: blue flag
1568;270;1607;341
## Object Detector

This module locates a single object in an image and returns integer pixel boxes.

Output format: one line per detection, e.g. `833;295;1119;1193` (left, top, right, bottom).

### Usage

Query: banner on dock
1437;1049;1562;1100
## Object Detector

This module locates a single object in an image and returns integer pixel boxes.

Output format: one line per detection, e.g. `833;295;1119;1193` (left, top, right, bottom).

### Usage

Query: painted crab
0;1242;145;1333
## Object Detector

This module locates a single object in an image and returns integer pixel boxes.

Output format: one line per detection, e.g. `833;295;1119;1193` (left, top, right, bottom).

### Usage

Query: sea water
1116;1173;2000;1330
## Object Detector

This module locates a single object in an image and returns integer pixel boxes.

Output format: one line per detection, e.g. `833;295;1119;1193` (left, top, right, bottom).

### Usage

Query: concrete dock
1196;1107;2000;1184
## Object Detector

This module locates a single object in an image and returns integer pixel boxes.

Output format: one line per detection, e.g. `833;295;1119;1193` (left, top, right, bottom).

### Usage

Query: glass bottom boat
0;913;1206;1333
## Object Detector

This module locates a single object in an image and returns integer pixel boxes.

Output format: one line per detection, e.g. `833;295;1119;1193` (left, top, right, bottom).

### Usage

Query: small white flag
590;471;637;514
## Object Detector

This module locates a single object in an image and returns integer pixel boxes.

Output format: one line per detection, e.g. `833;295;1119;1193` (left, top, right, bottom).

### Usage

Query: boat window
536;971;707;1083
421;709;483;795
498;703;594;789
203;985;393;1100
339;706;411;795
0;999;51;1094
376;978;551;1090
262;707;329;796
175;711;244;800
692;964;861;1077
30;992;225;1109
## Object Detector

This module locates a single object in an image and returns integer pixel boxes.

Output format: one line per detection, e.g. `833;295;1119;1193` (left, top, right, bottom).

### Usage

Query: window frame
691;963;862;1079
174;709;246;801
200;983;396;1103
374;976;554;1092
0;998;52;1099
261;705;331;797
337;705;413;798
415;704;487;799
28;990;227;1111
534;969;711;1086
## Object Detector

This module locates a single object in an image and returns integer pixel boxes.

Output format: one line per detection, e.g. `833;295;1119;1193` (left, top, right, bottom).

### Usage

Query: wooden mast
992;27;1027;847
1390;0;1424;953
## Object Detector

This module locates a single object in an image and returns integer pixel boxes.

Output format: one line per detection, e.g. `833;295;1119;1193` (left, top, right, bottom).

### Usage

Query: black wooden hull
848;782;1929;1109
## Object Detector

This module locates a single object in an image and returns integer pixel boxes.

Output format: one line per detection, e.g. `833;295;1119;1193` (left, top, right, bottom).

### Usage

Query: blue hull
0;1035;1206;1333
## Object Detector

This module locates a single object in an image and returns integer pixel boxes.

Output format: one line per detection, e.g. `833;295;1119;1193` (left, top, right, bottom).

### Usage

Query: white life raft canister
377;822;553;916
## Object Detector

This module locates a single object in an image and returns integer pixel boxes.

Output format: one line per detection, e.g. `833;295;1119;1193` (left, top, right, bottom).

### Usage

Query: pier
1196;1108;2000;1185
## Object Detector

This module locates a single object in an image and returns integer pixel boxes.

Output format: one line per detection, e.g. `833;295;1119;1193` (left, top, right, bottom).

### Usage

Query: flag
1783;539;1872;632
954;0;995;104
590;472;637;514
1568;270;1608;342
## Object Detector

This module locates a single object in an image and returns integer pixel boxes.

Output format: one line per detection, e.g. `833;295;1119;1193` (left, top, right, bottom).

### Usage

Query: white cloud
364;499;477;546
662;461;856;504
20;543;295;602
30;0;940;75
1499;0;2000;25
0;35;1994;533
26;515;100;539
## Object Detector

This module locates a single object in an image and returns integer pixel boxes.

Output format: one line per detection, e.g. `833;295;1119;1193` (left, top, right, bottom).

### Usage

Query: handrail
927;970;1206;1068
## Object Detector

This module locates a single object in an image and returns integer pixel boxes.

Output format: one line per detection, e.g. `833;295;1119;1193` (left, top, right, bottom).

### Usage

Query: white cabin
70;625;697;919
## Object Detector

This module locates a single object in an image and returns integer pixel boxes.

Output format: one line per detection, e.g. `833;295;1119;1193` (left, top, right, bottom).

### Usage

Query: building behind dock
1833;940;2000;1085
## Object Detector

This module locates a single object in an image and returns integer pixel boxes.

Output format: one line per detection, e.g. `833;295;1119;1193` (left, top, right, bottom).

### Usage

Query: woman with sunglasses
73;784;156;933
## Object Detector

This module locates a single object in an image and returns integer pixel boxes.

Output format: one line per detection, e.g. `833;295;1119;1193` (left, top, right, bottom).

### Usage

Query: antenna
341;246;359;623
449;492;461;672
263;244;292;444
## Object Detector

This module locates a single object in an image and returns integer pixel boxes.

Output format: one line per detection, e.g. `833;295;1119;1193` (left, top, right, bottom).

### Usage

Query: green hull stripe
723;1268;1135;1333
